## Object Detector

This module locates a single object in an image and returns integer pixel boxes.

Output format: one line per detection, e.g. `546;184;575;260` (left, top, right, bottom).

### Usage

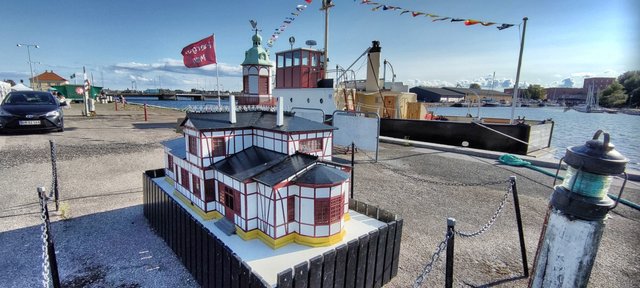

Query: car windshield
3;92;56;105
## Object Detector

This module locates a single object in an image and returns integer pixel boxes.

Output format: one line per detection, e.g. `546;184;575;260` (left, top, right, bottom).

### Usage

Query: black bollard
445;218;455;288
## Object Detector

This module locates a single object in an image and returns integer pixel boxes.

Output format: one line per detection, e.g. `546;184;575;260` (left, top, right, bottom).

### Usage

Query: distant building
409;87;464;102
583;77;615;94
443;87;512;104
544;88;585;104
30;70;67;92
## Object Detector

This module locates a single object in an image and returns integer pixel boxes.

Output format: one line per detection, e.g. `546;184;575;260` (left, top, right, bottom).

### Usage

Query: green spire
242;31;272;66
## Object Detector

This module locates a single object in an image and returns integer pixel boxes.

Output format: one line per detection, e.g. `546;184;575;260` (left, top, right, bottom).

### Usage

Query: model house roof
184;111;336;133
293;165;349;185
214;146;288;182
214;146;319;186
161;138;186;159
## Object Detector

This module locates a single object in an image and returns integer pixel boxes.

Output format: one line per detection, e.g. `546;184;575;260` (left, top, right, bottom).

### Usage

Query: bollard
144;104;148;122
510;176;529;277
115;100;118;111
445;218;455;288
350;142;355;199
530;130;628;288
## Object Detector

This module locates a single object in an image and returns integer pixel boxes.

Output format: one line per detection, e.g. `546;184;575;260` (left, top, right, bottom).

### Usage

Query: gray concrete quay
0;103;637;287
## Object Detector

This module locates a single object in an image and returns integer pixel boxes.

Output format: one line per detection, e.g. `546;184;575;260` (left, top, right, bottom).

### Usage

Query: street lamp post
17;43;39;88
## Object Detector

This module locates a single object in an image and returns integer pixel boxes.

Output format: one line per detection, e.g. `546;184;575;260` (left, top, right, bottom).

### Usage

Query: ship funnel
277;97;284;127
229;95;237;124
366;40;382;92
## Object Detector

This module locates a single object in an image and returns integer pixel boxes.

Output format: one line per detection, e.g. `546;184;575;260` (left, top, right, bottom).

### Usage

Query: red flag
305;0;312;3
181;35;217;68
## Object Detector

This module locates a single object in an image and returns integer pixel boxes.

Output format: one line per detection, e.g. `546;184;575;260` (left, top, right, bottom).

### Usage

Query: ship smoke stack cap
277;97;284;127
229;95;237;124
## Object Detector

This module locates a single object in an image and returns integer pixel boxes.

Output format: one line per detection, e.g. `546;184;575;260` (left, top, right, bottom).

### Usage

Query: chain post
38;187;61;288
510;176;529;277
445;218;456;288
49;140;59;211
351;142;355;199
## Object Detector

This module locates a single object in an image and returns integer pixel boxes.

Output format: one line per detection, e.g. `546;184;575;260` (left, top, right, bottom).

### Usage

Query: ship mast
511;17;528;124
321;0;334;79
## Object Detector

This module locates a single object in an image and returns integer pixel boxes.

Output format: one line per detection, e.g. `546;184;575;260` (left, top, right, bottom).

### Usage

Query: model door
219;183;236;221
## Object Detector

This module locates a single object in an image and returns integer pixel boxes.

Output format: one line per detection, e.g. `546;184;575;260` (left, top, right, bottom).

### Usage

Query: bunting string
359;0;515;30
267;1;312;48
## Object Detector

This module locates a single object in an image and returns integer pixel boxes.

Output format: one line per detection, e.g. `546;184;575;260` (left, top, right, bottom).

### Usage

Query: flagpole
82;66;89;117
511;17;528;124
214;33;221;105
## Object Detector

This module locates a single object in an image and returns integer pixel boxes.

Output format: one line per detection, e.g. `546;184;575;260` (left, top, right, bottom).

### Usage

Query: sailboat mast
511;17;528;124
322;0;333;79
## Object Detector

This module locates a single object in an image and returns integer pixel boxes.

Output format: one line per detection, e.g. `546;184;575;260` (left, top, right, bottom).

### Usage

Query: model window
192;175;201;197
211;137;226;156
315;195;342;225
277;54;284;68
287;196;295;223
302;51;309;66
180;168;190;190
188;136;198;155
205;179;216;202
167;155;174;172
299;138;322;153
285;52;292;67
293;50;301;66
311;53;318;67
259;76;269;95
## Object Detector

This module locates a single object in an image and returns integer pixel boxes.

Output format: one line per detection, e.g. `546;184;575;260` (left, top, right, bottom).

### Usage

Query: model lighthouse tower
240;22;274;105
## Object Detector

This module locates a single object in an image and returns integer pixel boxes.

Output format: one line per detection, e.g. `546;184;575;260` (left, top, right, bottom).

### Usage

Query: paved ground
0;103;638;287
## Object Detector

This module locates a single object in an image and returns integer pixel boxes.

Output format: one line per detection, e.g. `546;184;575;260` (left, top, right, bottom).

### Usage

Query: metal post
38;187;61;288
350;142;355;199
510;17;528;124
49;140;60;211
445;218;456;288
144;104;148;121
115;100;118;111
510;176;529;277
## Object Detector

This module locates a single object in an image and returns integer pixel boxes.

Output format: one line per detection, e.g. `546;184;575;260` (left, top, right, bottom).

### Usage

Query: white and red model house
162;99;351;249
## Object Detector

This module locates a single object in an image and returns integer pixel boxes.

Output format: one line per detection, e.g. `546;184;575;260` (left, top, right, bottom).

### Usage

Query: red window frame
299;138;323;153
188;136;198;155
167;155;174;172
218;183;239;213
315;195;343;225
180;168;190;190
191;174;201;197
211;137;226;157
287;196;295;223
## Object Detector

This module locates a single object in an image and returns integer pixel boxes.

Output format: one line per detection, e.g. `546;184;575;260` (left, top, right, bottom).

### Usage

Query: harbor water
127;97;639;169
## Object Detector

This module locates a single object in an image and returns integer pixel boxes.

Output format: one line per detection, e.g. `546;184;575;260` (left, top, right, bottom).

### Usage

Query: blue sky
2;0;638;92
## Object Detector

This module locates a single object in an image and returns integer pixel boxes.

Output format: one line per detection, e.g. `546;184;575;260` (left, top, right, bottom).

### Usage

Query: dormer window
299;138;322;153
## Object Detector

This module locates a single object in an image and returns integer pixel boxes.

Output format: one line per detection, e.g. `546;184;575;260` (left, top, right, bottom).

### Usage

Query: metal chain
358;147;510;187
454;182;512;238
413;231;452;288
50;142;58;199
39;195;51;288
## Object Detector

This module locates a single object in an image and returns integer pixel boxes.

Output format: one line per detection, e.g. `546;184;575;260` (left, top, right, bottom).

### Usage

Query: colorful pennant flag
360;1;515;30
268;1;312;48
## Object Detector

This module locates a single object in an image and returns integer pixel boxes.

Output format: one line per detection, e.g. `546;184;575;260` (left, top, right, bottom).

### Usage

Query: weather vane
249;20;260;34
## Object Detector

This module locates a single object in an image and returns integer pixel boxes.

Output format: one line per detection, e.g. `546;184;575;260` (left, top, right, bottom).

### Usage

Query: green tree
525;84;546;100
469;83;481;89
599;82;628;108
618;70;640;106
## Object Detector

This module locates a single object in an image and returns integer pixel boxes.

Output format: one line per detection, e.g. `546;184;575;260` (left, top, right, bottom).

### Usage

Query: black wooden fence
143;169;403;288
276;199;403;288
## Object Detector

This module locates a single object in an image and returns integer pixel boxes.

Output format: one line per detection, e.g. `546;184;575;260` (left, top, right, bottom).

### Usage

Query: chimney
277;97;284;127
365;40;382;92
229;95;237;124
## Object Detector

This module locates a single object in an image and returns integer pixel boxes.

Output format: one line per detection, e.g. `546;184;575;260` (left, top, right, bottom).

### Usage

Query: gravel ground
0;103;638;287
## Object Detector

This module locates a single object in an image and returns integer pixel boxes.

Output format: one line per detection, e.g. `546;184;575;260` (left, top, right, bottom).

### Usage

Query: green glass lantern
551;130;628;220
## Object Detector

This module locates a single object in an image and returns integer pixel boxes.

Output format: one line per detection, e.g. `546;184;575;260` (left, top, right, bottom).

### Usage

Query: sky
1;0;638;92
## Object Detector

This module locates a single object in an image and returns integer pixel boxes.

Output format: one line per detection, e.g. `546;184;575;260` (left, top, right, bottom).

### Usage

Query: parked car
0;91;66;133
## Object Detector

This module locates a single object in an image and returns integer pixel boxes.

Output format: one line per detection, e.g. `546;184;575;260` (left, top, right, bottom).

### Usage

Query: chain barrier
39;193;51;288
454;181;512;238
413;230;452;288
49;141;59;210
358;146;510;187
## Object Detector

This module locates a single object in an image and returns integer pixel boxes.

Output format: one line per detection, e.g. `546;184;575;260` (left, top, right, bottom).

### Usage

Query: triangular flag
426;14;439;18
372;5;383;11
400;10;410;15
497;23;514;30
305;0;312;3
412;12;424;17
432;17;451;22
451;18;465;22
464;19;481;26
481;22;496;26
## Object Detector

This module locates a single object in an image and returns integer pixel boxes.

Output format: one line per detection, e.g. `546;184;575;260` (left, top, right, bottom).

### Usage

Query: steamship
271;40;554;156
